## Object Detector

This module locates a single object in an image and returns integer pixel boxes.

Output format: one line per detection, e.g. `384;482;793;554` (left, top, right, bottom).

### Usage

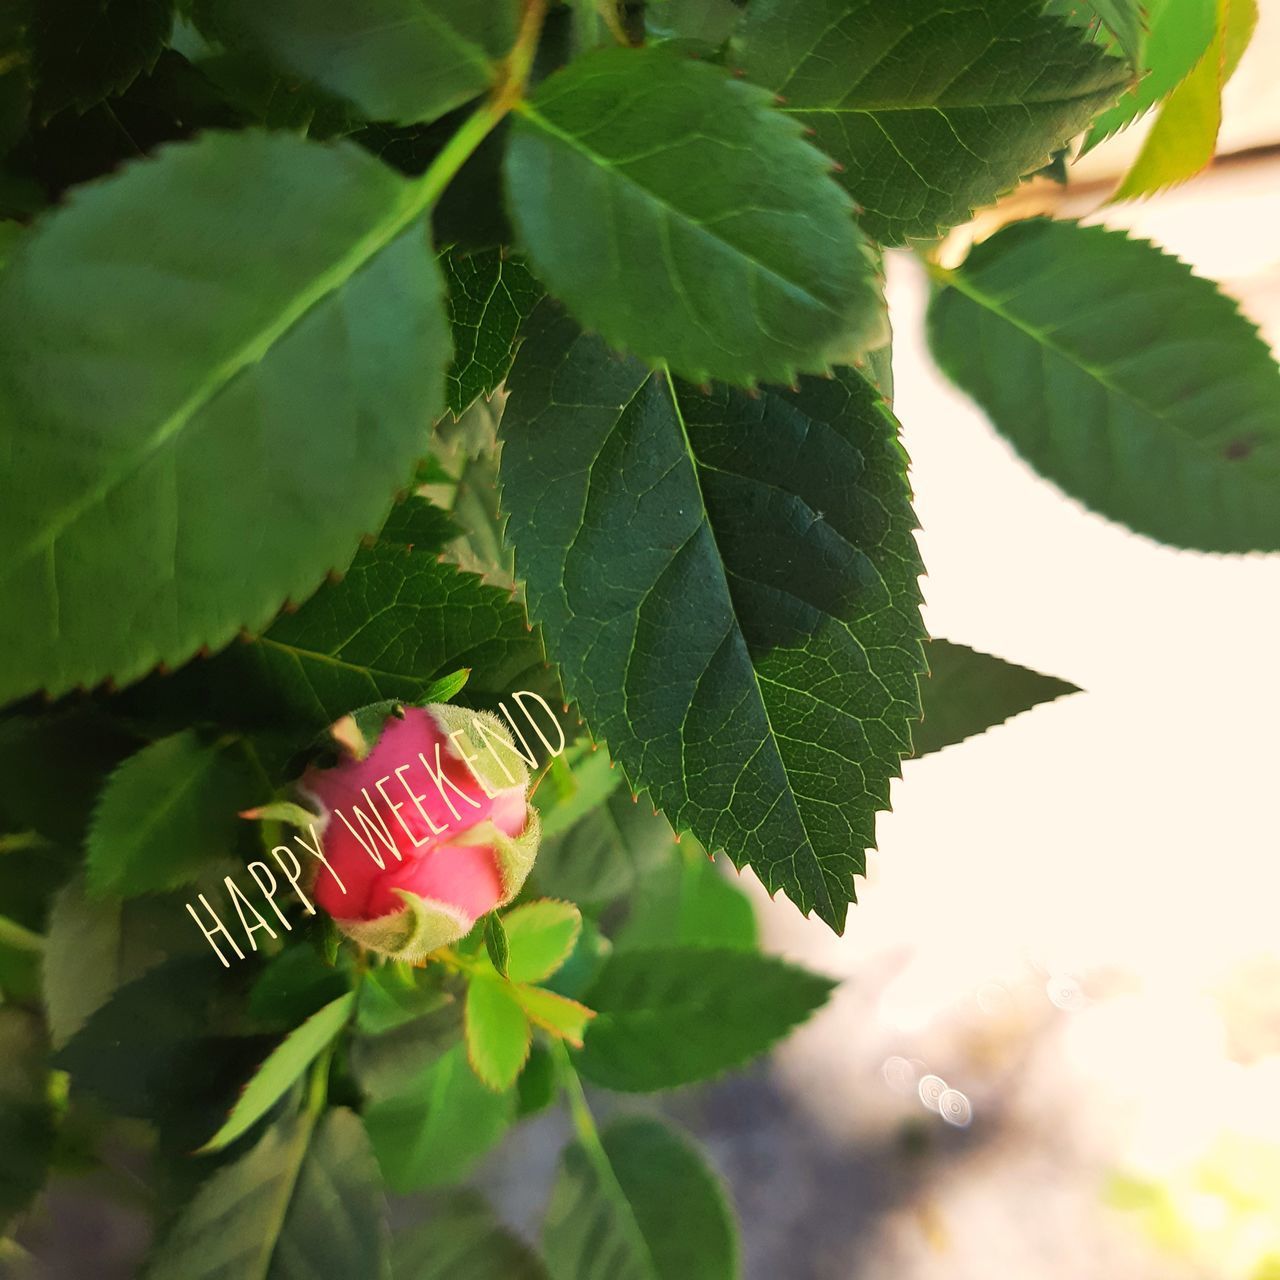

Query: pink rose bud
299;704;540;961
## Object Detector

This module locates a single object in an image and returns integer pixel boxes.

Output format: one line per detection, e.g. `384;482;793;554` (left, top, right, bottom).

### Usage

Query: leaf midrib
3;174;427;584
661;373;836;924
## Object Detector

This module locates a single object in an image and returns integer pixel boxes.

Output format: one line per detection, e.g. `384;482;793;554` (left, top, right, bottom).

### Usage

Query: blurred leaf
42;875;198;1049
364;1043;513;1192
576;948;833;1092
913;639;1079;757
199;992;354;1152
1085;0;1218;149
465;975;531;1091
534;786;673;908
354;969;454;1039
502;307;924;933
393;1190;548;1280
443;248;541;418
204;0;519;125
515;1043;558;1119
1044;0;1146;63
1111;0;1257;200
148;1108;389;1280
0;130;450;705
543;1117;738;1280
740;0;1128;245
505;45;884;386
86;731;261;897
183;499;547;735
0;1006;55;1236
616;846;757;952
30;0;173;119
928;220;1280;552
248;945;352;1029
515;987;593;1048
502;900;581;985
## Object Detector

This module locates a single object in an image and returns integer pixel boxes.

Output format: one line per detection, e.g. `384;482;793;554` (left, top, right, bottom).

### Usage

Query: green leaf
30;0;173;119
484;912;510;978
502;900;582;984
576;948;833;1092
1045;0;1146;64
351;994;461;1096
914;639;1079;757
616;845;757;952
181;498;549;734
43;875;199;1049
393;1191;549;1280
501;305;925;932
534;747;623;842
1111;0;1257;200
534;785;674;908
465;974;531;1092
0;1006;55;1236
444;248;541;418
514;986;593;1048
148;1108;389;1280
363;1043;513;1191
85;731;260;898
249;945;352;1029
543;1117;738;1280
505;45;884;387
927;219;1280;552
739;0;1129;246
1085;0;1218;149
204;0;519;126
0;129;450;705
199;993;355;1152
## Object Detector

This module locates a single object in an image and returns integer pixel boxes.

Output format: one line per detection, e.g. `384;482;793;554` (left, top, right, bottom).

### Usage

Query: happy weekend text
185;691;565;967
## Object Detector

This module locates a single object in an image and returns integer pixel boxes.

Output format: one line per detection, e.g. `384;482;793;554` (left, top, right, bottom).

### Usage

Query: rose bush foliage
0;0;1272;1276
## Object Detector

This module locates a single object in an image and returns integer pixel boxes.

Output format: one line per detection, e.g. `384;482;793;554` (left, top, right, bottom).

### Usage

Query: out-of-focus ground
497;12;1280;1280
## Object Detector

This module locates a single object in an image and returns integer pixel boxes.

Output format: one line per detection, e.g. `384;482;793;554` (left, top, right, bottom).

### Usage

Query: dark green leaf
204;0;519;125
739;0;1128;245
43;875;199;1049
576;948;833;1091
364;1043;513;1191
543;1117;738;1280
914;639;1078;757
148;1108;389;1280
182;498;549;734
927;219;1280;552
393;1190;548;1280
515;1043;557;1119
30;0;173;120
505;45;884;387
501;305;925;931
249;945;352;1029
0;129;450;705
351;994;461;1097
444;249;541;418
86;731;261;897
615;845;757;952
0;1006;55;1235
199;993;355;1152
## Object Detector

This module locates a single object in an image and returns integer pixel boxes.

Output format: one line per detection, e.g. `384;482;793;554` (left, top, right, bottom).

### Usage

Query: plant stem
553;1041;608;1161
409;0;548;213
